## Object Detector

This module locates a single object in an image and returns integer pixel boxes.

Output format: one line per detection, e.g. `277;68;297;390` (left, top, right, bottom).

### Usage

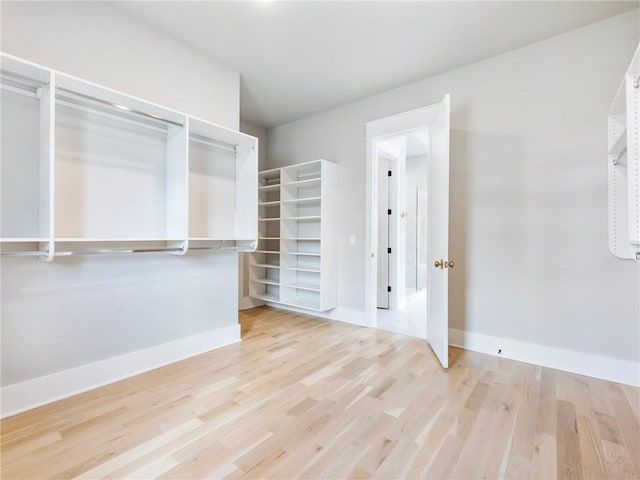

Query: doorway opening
374;130;429;338
365;96;451;367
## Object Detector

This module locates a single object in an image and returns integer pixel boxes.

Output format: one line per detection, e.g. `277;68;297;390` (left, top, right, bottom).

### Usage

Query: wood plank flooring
1;306;639;479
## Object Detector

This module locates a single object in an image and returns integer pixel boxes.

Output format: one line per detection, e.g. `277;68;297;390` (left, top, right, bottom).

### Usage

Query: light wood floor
1;307;639;479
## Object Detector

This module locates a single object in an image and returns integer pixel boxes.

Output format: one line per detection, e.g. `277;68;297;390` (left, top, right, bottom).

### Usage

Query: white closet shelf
258;184;281;192
251;263;280;269
282;197;321;204
56;73;186;127
258;218;281;222
189;237;254;241
0;238;49;242
284;266;321;273
283;237;321;241
253;250;280;254
259;167;281;176
285;252;321;256
251;278;280;286
252;292;280;303
276;297;322;311
282;178;321;188
259;236;281;239
282;216;321;221
258;201;281;206
54;238;182;242
282;283;321;292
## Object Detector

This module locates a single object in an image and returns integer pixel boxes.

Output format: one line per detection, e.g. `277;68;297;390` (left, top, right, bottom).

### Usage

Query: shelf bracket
612;146;627;165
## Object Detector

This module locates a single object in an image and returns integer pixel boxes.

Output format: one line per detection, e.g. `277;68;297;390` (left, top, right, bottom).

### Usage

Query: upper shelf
55;73;186;129
189;117;256;151
283;178;321;188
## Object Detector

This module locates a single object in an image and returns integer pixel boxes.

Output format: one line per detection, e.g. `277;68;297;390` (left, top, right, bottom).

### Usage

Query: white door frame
365;103;443;331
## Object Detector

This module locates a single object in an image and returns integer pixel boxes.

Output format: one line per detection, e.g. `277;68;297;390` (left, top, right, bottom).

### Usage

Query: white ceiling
116;1;638;129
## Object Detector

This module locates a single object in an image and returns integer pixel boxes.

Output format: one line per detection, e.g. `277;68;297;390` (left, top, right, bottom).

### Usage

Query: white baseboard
449;328;640;387
239;295;265;310
266;303;369;327
1;324;241;418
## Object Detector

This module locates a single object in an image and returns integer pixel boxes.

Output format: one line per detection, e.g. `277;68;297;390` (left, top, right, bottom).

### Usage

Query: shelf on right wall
608;45;640;262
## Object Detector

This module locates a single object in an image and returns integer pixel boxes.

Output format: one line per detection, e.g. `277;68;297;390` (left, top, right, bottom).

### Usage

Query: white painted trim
1;324;241;418
265;303;369;328
449;328;640;388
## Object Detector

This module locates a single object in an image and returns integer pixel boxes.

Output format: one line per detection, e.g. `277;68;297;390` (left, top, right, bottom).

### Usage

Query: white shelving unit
608;45;640;261
0;53;257;260
250;168;282;303
249;160;337;312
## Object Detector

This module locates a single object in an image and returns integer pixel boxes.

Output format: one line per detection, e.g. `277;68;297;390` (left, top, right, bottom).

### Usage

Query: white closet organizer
0;53;257;261
608;45;640;261
249;160;337;312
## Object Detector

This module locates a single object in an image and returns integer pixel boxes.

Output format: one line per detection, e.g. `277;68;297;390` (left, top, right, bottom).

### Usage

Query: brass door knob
435;259;454;269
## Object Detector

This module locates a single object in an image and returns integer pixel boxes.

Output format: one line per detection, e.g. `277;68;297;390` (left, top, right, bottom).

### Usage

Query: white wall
267;11;640;364
240;121;268;170
1;2;241;387
0;2;239;129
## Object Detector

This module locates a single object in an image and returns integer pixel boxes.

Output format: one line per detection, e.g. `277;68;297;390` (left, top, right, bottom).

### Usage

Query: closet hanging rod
56;97;169;135
0;251;48;257
56;87;184;128
189;133;237;153
0;82;39;99
1;244;256;257
54;247;185;256
190;246;256;252
1;70;47;89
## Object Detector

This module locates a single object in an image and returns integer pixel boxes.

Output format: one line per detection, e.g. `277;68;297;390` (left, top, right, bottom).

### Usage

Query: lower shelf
281;282;321;292
249;294;325;312
252;292;280;303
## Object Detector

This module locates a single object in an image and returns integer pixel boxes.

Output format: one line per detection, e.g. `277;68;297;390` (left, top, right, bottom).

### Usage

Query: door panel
426;95;451;368
377;157;390;309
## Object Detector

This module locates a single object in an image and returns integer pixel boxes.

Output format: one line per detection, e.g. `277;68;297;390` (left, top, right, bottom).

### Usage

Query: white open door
426;94;451;368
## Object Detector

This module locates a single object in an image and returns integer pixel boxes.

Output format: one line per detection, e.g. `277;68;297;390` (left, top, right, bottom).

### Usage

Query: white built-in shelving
249;160;337;312
608;45;640;261
249;167;282;303
0;53;258;260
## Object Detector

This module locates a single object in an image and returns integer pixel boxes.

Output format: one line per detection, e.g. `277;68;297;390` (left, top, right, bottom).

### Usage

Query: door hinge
387;286;392;292
387;209;392;215
388;170;392;177
387;247;392;254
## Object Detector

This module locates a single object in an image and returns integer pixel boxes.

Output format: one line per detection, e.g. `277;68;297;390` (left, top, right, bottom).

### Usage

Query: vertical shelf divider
167;117;189;254
41;71;56;262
